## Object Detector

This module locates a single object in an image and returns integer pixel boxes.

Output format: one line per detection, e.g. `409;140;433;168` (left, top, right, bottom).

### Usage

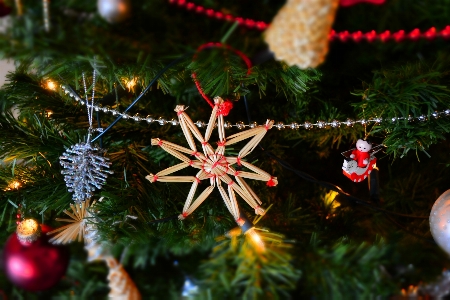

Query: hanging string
168;0;450;43
82;69;97;142
191;42;252;116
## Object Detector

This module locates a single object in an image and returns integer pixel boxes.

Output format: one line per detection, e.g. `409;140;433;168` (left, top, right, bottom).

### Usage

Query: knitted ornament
264;0;340;69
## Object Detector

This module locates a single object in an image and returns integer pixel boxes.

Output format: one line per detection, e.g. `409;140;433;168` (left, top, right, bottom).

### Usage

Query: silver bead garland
61;84;450;131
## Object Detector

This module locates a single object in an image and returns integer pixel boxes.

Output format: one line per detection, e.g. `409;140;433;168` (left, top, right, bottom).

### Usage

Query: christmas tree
1;0;450;298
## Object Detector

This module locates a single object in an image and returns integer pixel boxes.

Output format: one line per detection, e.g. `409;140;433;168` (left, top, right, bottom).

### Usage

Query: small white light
46;80;57;91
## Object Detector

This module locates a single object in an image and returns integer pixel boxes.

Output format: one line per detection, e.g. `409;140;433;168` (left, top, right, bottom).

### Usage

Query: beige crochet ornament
264;0;340;69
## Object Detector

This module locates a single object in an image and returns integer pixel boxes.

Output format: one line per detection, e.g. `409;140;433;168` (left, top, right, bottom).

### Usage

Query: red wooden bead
225;14;234;22
393;30;405;42
379;30;391;42
409;28;421;40
235;17;244;24
425;27;436;40
365;30;377;42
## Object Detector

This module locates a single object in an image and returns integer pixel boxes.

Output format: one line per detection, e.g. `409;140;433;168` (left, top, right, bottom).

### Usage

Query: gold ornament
17;219;41;244
264;0;340;69
49;199;141;300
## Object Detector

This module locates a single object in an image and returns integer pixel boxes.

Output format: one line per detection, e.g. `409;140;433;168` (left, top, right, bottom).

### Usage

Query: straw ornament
48;199;141;299
264;0;340;69
146;97;277;224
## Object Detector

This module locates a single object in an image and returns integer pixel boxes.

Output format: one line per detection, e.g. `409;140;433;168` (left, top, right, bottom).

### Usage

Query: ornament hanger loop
82;68;97;143
191;42;252;116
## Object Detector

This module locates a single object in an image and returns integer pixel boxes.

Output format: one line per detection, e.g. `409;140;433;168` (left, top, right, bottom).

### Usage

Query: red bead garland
168;0;450;43
168;0;268;30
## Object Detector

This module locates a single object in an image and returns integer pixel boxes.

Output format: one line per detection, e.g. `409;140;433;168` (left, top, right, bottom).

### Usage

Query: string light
168;0;450;42
4;180;21;191
246;228;265;252
401;285;418;296
61;84;450;131
45;80;57;91
324;190;340;210
123;77;137;92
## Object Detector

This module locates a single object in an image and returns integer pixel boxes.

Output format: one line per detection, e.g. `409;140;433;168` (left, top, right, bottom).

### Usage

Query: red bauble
3;224;70;291
0;1;11;17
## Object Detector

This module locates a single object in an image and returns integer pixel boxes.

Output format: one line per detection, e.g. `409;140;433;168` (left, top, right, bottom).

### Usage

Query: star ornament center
146;97;278;224
202;153;228;176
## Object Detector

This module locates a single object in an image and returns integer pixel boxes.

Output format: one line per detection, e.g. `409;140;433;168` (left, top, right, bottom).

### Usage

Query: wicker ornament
264;0;340;69
49;200;141;300
146;97;277;224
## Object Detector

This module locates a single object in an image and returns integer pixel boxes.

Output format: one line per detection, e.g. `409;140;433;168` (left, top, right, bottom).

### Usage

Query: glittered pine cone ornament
264;0;340;69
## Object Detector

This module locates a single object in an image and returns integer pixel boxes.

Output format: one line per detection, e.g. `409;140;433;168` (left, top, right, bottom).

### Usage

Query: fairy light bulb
235;213;266;252
46;80;56;91
401;285;418;296
124;77;137;91
16;219;41;245
323;190;340;209
5;180;21;191
246;228;265;252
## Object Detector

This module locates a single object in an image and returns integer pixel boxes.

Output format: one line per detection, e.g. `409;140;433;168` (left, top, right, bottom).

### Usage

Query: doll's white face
356;139;372;152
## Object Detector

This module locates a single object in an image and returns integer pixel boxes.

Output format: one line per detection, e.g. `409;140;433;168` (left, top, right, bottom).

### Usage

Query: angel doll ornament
342;139;378;182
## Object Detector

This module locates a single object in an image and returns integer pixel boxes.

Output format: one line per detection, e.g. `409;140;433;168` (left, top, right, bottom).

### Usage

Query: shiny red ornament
0;0;11;17
3;224;70;291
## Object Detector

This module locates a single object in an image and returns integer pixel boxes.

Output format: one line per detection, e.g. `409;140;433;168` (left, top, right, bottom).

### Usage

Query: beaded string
61;84;450;131
192;42;252;115
43;0;50;32
168;0;450;42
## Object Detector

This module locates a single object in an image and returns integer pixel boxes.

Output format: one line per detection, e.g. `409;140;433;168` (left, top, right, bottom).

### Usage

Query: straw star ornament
48;199;142;299
146;97;277;224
